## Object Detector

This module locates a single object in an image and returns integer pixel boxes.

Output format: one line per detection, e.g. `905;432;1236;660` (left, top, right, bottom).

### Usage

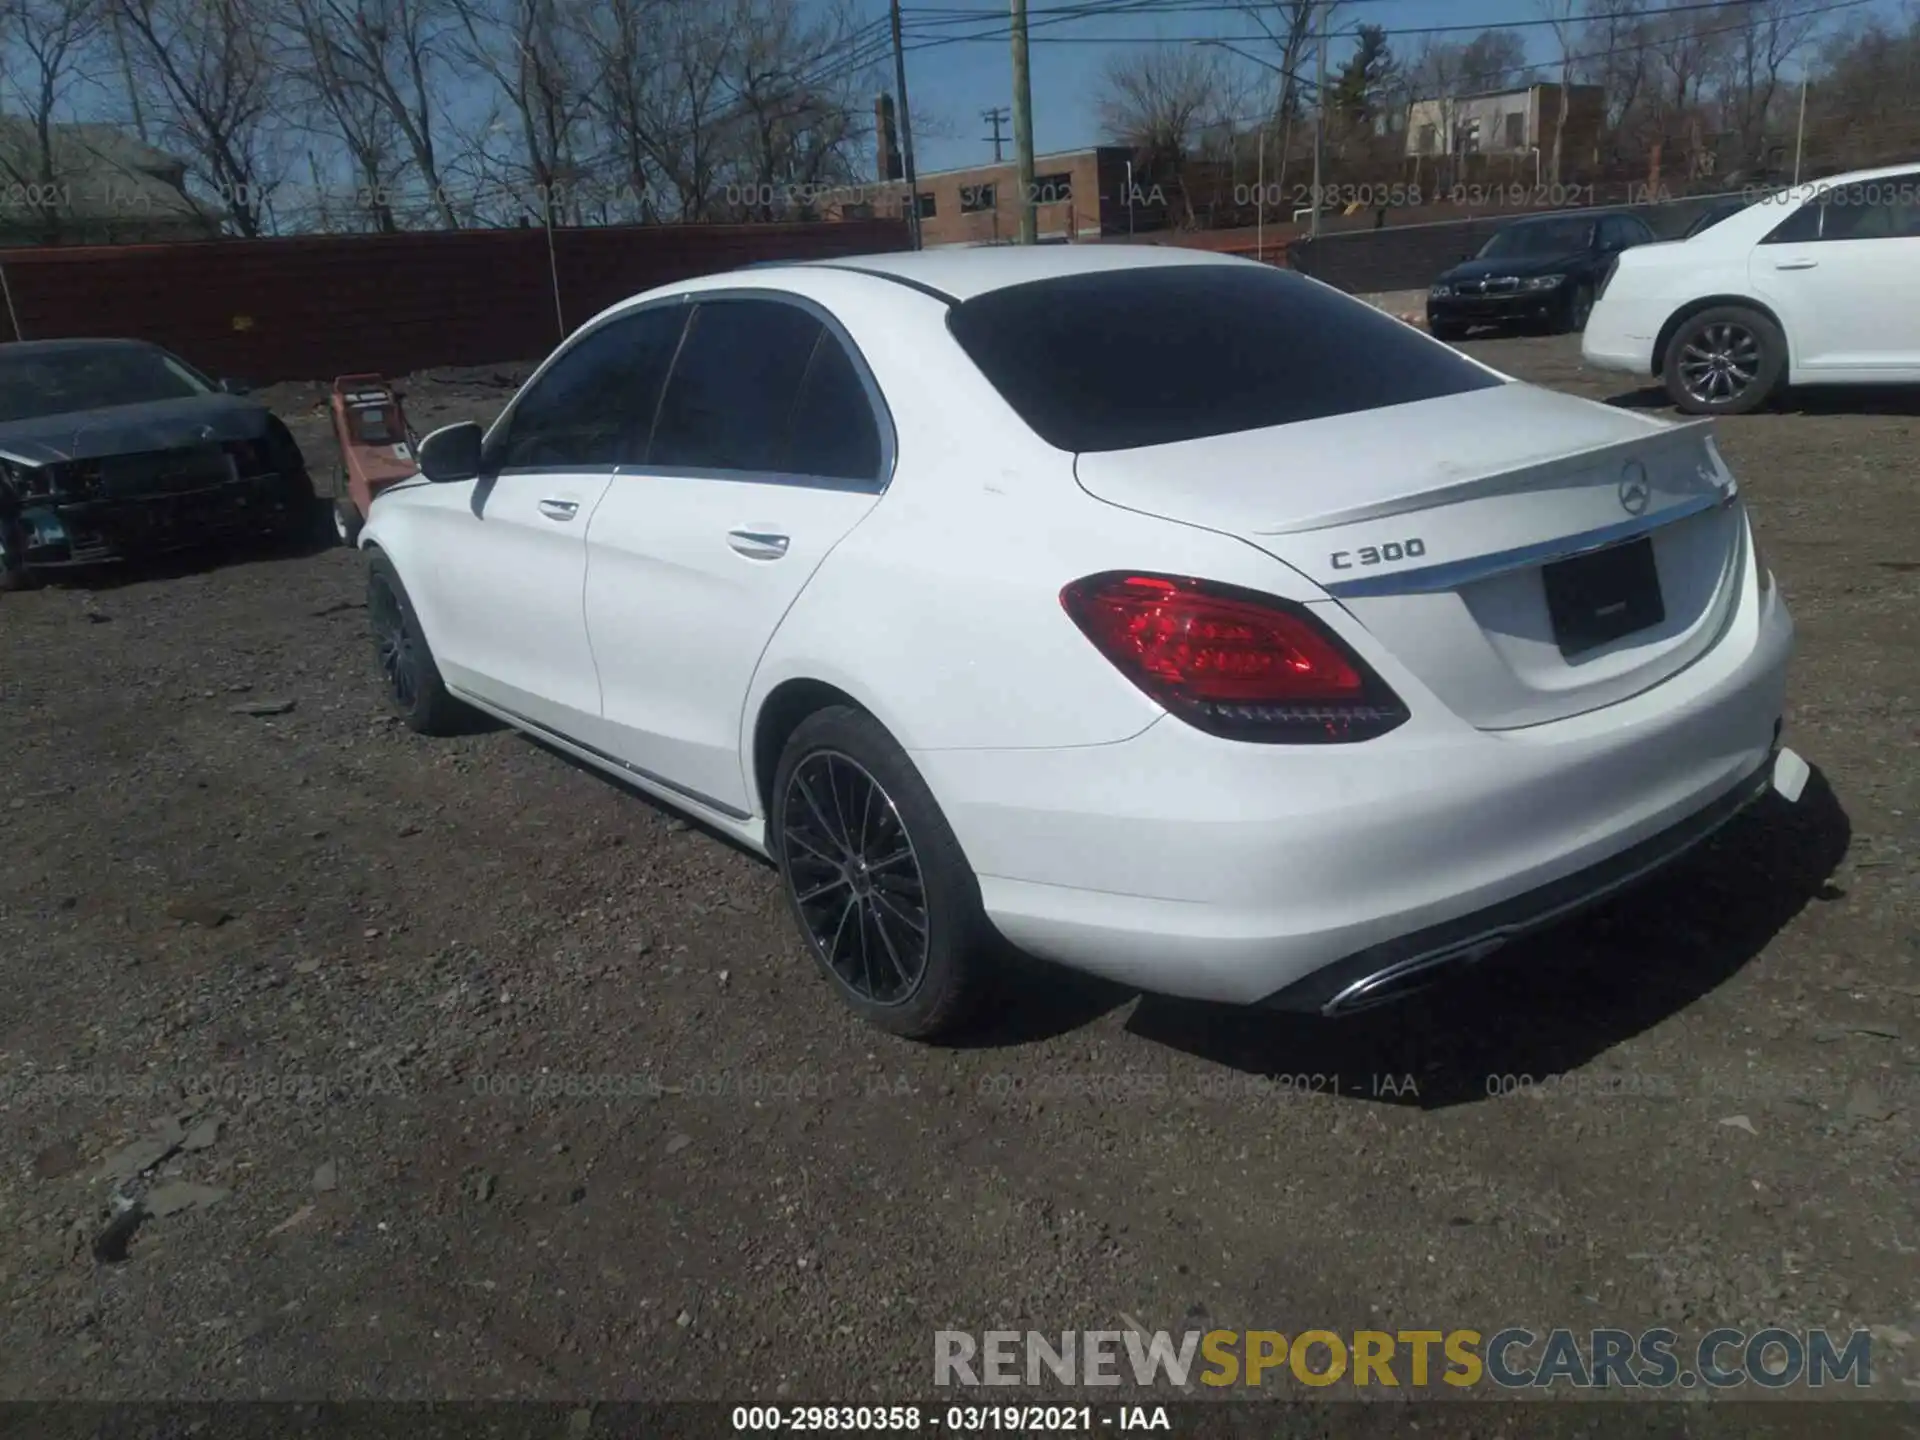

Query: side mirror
417;421;486;483
218;376;252;395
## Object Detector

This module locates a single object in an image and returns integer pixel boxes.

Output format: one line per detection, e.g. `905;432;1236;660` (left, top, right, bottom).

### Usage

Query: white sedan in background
1584;162;1920;413
360;245;1803;1040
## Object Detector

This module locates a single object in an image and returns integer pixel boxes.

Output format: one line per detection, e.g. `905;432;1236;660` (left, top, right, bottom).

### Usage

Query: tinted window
1686;200;1749;237
1818;173;1920;240
786;335;884;481
1601;215;1650;248
649;300;822;472
496;306;687;469
1762;195;1823;243
946;265;1506;454
1480;218;1594;257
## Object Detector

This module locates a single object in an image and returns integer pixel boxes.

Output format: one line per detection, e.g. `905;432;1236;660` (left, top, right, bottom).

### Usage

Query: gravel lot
1;335;1915;1407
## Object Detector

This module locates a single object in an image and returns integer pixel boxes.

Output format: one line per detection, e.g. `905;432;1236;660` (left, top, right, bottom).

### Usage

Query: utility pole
890;0;924;249
1010;0;1037;243
982;107;1010;163
1310;1;1328;238
1792;76;1808;185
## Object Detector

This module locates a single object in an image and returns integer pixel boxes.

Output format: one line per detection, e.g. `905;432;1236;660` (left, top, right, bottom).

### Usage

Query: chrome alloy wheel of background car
780;751;930;1005
1678;321;1761;406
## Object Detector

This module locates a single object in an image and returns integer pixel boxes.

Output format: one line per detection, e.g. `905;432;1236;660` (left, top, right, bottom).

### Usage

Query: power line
901;0;1871;61
903;0;1834;45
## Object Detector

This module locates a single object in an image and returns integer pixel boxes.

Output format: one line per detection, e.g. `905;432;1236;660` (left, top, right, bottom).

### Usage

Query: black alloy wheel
364;554;465;734
780;750;930;1006
369;570;420;712
770;705;992;1039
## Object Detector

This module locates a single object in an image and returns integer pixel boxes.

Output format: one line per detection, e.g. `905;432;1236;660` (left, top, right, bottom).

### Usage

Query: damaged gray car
0;337;316;591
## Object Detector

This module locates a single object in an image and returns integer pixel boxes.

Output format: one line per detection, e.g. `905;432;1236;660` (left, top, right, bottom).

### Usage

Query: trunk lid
1073;382;1746;730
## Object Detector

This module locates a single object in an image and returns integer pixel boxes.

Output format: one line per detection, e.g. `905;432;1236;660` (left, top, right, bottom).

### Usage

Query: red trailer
328;374;419;546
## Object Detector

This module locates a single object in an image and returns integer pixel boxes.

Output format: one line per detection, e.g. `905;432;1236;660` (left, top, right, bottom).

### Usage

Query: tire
0;497;35;592
1560;282;1594;335
770;705;993;1040
1429;320;1468;343
266;466;323;549
365;551;467;735
1663;305;1786;416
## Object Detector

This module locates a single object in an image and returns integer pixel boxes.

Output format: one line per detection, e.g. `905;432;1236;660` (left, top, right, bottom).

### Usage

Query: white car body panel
392;468;614;736
1584;163;1920;385
366;243;1798;1012
582;474;881;817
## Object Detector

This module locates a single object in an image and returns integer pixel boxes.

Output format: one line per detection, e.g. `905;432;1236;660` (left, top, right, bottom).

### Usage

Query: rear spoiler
1258;417;1728;537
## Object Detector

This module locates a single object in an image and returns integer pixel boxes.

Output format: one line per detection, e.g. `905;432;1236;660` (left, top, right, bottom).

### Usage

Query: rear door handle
538;498;580;521
727;528;790;560
1773;258;1819;270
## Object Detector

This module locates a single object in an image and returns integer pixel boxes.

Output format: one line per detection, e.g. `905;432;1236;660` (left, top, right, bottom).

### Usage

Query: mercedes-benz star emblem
196;424;216;442
1618;461;1651;516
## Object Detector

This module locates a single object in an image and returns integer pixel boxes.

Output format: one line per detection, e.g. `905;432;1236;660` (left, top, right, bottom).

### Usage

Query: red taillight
1060;572;1408;743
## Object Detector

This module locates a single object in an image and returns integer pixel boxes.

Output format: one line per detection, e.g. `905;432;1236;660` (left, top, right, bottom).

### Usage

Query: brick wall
0;218;911;382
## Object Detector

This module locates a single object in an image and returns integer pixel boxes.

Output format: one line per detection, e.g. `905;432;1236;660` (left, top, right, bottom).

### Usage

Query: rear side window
495;306;687;469
649;300;822;472
786;334;884;481
945;265;1505;453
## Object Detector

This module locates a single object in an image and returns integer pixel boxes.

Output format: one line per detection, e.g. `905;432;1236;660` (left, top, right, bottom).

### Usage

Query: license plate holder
1542;536;1665;658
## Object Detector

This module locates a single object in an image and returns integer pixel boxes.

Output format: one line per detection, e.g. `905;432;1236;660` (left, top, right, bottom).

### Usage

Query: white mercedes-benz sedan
1583;161;1920;414
359;245;1804;1039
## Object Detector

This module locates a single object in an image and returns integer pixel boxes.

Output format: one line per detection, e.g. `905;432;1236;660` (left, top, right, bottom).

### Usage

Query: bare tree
1458;28;1528;92
1242;0;1330;123
717;0;869;219
1803;13;1920;169
1097;45;1235;227
0;0;105;241
1540;0;1579;185
447;0;590;225
1646;0;1729;180
1717;0;1819;175
573;0;668;221
113;0;288;235
277;0;462;228
1579;0;1651;168
633;1;732;220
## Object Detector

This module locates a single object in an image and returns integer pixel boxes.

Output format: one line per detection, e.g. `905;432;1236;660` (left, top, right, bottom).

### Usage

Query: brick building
865;105;1152;245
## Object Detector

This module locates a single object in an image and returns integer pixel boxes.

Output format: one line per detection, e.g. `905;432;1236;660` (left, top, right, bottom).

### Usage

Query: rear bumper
15;472;308;567
1262;749;1778;1014
1581;296;1661;375
912;575;1794;1008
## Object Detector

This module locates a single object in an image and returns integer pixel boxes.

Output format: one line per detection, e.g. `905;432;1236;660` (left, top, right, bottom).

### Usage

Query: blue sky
878;0;1886;175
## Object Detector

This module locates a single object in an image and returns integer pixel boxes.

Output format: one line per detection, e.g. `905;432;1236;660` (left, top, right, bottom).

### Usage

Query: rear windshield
944;264;1504;453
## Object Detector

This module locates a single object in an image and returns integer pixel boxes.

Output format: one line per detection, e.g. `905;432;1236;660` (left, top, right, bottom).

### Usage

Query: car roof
1800;160;1920;186
737;242;1243;303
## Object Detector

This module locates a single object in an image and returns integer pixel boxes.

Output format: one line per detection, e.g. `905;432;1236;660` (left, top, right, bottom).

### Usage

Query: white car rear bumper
1581;298;1662;376
913;579;1795;1010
